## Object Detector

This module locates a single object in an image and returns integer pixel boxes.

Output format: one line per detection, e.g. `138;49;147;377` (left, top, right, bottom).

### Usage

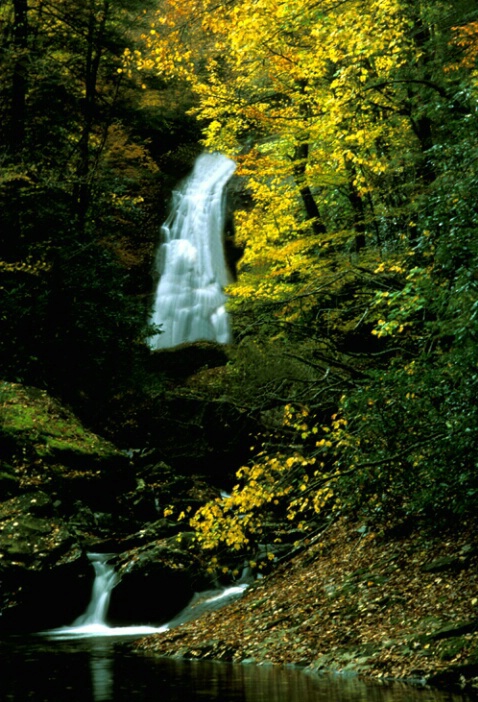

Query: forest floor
133;517;478;692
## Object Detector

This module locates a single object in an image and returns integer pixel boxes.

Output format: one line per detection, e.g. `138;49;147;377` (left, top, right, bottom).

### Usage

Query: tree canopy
1;0;478;569
136;0;478;562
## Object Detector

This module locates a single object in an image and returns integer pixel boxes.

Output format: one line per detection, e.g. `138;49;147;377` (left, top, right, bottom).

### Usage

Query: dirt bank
133;517;478;692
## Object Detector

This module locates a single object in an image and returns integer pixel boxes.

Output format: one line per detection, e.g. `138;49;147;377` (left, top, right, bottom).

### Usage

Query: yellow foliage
131;0;431;330
0;258;51;276
186;403;345;561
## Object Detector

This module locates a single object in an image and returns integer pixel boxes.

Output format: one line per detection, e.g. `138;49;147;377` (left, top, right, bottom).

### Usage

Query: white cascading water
73;553;118;628
147;152;236;350
43;551;248;640
43;553;166;639
72;553;118;630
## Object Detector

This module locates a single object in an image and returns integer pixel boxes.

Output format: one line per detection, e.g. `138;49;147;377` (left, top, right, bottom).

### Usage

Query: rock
0;381;122;464
147;342;229;378
0;464;19;498
421;555;471;573
0;379;251;634
0;381;134;511
427;619;478;641
100;343;261;480
106;389;256;482
427;663;478;689
139;393;255;481
0;554;92;633
0;492;90;632
122;459;220;527
108;539;213;626
0;382;139;631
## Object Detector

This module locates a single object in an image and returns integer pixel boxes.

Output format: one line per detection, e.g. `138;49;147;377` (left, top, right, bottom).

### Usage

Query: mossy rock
0;381;121;465
436;636;469;662
0;464;19;497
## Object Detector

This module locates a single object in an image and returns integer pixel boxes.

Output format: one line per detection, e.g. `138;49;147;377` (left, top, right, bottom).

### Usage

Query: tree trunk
293;141;326;236
12;0;28;152
74;0;110;233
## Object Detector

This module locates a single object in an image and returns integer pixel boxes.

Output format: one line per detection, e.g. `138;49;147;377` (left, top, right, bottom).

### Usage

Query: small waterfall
148;152;236;350
42;551;248;640
72;553;118;627
43;553;167;639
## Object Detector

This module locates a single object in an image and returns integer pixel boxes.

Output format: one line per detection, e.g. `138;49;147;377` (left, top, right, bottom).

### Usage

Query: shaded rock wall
0;377;249;632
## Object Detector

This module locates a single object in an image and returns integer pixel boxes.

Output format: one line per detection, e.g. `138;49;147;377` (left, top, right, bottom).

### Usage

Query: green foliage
0;381;120;461
0;0;200;411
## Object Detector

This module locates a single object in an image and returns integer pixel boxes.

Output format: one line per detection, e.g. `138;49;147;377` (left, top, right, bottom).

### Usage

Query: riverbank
134;517;478;692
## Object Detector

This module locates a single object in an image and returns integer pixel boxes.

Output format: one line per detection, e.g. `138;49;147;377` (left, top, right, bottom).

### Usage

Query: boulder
121;459;220;530
0;492;91;632
0;381;134;512
100;343;260;482
0;382;136;631
108;538;213;626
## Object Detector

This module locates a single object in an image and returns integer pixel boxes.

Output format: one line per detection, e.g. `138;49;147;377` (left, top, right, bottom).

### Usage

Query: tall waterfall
147;152;236;350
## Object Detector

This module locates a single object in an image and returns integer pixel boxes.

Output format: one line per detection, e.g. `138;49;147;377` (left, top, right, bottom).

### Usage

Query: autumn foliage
2;0;478;569
135;0;478;565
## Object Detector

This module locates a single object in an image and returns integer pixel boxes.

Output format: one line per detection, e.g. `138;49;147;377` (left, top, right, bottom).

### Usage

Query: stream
1;556;475;700
0;635;475;702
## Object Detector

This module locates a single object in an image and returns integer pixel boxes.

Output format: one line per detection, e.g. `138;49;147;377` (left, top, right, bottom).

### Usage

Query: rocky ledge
0;380;221;632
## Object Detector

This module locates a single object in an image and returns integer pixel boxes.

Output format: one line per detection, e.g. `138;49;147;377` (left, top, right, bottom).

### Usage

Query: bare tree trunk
293;141;326;236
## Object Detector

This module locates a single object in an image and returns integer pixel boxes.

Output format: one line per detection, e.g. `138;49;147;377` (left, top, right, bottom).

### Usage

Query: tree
0;0;169;402
139;0;478;548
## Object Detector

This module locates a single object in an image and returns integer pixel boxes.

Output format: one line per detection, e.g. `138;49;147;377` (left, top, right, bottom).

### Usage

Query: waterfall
147;152;236;350
72;553;118;627
43;553;166;639
41;550;248;640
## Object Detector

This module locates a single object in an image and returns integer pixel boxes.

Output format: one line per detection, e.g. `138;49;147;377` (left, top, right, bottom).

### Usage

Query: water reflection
90;639;114;702
0;636;474;702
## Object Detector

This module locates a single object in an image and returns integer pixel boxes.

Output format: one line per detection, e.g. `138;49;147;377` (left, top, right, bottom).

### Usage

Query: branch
366;78;450;100
283;350;365;380
305;432;449;495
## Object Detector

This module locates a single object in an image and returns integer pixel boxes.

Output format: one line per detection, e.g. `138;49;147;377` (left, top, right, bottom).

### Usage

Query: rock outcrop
0;375;249;632
108;538;213;625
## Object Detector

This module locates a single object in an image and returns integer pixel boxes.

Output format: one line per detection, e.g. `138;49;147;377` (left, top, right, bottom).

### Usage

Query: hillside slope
134;517;478;692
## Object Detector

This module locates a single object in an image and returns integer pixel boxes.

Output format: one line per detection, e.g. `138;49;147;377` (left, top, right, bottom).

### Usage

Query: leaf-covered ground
134;518;478;691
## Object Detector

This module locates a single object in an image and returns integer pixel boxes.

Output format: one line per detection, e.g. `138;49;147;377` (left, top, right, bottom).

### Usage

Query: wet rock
0;554;92;633
147;342;229;378
0;493;90;633
0;379;248;634
427;663;478;690
427;619;478;641
109;539;213;626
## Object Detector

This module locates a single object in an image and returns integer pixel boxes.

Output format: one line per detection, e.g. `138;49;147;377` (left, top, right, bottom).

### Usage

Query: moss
436;636;470;662
0;381;120;462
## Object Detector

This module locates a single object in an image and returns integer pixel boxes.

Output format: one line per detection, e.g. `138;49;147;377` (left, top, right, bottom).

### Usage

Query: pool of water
0;636;474;702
